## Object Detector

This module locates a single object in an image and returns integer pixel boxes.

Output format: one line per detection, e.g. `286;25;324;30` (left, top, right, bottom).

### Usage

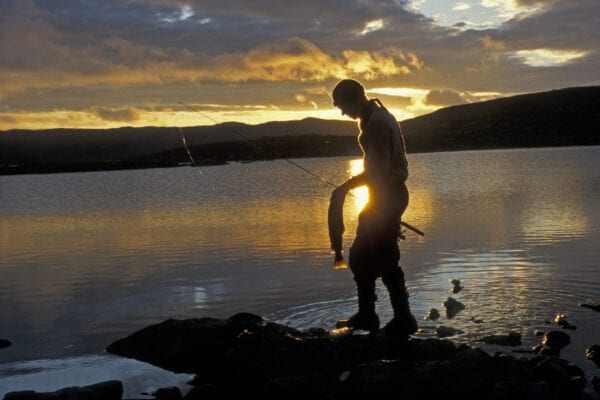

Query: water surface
1;146;599;396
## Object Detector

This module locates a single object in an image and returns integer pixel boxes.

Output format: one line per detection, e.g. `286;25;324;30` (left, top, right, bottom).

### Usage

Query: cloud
91;107;141;122
0;0;598;129
453;3;471;11
424;89;468;106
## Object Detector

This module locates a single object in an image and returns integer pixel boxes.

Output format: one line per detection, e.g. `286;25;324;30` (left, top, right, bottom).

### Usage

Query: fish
328;190;348;269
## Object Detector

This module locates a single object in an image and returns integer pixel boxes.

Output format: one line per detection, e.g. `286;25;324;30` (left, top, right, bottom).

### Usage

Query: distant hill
1;86;598;174
402;86;600;152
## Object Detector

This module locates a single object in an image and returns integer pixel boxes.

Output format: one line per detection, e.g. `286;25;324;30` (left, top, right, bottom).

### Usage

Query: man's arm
332;119;391;197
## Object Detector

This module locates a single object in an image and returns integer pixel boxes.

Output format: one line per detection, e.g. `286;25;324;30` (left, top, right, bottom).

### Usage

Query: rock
443;297;465;318
154;386;183;400
478;331;521;346
3;381;122;400
592;376;600;395
553;313;577;330
104;314;593;398
106;317;229;374
542;331;570;349
581;303;600;312
469;316;484;324
424;308;440;320
532;356;587;396
533;330;544;336
0;338;11;349
586;345;600;368
435;325;464;338
450;279;463;294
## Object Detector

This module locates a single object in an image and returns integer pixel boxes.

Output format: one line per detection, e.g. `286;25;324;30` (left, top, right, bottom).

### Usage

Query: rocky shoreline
3;311;599;400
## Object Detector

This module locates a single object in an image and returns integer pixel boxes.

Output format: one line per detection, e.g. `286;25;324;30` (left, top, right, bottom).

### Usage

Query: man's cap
332;79;365;106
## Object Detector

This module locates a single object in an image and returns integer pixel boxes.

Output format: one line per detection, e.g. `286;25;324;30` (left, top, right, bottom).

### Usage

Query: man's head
332;79;367;119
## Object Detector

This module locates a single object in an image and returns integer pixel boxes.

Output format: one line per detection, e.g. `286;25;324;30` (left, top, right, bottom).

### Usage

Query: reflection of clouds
521;201;590;245
426;249;552;332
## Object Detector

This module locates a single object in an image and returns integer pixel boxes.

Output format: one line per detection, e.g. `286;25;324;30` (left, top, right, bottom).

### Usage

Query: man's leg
338;214;380;332
381;265;417;336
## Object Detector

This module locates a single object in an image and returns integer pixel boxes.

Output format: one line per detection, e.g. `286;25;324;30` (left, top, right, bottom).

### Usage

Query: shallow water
1;146;599;396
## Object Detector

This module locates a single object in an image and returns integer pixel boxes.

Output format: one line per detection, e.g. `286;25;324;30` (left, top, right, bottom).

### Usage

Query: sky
0;0;598;130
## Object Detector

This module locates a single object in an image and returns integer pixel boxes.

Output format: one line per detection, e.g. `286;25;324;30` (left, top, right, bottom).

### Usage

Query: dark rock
531;357;588;397
81;381;123;400
469;316;484;324
3;381;122;400
55;386;100;400
592;376;600;395
3;392;60;400
424;308;440;320
0;338;11;349
435;325;464;338
534;330;544;336
105;314;593;398
586;345;600;368
581;303;600;312
154;386;182;400
479;331;521;346
404;338;457;360
450;279;463;294
443;297;465;318
183;385;217;400
540;346;561;357
106;317;228;374
553;313;577;330
542;331;570;349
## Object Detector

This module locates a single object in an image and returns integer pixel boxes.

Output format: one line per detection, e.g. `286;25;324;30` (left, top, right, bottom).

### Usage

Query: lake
1;146;599;396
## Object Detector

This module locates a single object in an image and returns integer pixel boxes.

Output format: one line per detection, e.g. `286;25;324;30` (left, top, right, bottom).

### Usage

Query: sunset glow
0;1;597;130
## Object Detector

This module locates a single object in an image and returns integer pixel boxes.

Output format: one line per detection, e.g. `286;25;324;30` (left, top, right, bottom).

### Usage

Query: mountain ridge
1;86;598;174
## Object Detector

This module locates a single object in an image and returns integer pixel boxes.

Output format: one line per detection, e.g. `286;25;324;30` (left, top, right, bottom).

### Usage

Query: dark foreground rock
105;313;591;399
0;338;11;349
4;380;122;400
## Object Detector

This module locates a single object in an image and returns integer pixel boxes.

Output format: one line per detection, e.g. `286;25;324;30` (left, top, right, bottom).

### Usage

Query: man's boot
382;268;417;336
337;280;380;332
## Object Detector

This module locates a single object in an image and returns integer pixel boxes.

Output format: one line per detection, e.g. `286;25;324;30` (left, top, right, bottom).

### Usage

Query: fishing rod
177;101;424;237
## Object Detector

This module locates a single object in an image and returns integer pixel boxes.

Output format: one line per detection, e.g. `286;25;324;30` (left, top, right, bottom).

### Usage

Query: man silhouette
331;79;417;336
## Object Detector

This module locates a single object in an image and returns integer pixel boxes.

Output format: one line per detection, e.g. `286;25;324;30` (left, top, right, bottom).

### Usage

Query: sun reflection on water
347;159;369;212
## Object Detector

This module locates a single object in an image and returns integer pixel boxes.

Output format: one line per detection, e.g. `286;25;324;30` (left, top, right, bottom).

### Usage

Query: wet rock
154;386;183;400
592;376;600;395
450;279;463;294
424;308;440;320
106;316;229;374
3;380;122;400
553;313;577;330
532;357;587;395
0;338;11;349
435;325;464;338
106;314;592;398
586;345;600;368
479;331;521;346
542;331;570;349
443;297;465;318
469;316;484;324
534;330;544;336
581;303;600;312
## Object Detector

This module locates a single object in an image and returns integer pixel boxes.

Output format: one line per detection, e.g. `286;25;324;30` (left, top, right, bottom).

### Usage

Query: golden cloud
0;37;423;97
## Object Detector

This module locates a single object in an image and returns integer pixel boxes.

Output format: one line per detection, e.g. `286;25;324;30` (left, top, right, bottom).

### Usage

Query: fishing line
177;101;424;237
178;122;216;192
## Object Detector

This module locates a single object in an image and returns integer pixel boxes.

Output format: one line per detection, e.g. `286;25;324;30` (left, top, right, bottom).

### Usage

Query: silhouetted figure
331;79;417;336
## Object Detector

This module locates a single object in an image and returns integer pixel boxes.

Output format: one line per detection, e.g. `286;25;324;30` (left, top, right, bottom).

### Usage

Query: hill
401;86;600;152
1;86;598;174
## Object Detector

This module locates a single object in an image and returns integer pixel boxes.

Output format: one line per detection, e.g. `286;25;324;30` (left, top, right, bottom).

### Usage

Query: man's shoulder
366;109;395;131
